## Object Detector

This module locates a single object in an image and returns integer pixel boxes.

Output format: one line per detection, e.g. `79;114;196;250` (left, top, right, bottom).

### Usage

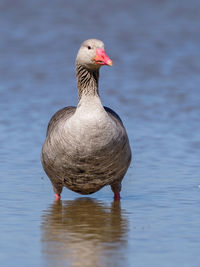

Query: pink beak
94;48;113;66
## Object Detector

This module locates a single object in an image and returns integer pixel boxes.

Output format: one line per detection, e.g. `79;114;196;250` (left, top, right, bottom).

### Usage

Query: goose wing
104;106;124;127
46;106;76;136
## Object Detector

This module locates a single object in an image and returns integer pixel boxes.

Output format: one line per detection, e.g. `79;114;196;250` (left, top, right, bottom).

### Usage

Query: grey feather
41;39;131;197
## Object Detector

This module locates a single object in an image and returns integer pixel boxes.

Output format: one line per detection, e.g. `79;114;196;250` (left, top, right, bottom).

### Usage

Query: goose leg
52;183;63;201
111;181;122;201
55;193;61;201
114;192;121;201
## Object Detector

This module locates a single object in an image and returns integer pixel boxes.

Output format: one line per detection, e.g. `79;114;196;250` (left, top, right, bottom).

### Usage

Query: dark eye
87;46;91;50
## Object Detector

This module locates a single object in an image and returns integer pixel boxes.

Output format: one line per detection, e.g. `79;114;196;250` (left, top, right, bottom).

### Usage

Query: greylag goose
41;39;131;200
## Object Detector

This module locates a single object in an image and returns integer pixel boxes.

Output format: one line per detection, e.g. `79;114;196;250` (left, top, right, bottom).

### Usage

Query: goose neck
76;63;100;101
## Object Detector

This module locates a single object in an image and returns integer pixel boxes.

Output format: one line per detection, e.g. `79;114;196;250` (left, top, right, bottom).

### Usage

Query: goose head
76;39;113;70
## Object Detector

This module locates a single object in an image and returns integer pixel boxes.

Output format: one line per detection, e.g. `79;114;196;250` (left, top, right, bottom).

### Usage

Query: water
0;0;200;266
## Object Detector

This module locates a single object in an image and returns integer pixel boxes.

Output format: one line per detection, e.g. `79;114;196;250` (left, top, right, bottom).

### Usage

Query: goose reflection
41;198;129;267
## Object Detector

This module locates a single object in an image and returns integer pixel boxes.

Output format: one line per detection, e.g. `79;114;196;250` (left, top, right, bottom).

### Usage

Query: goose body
41;39;131;200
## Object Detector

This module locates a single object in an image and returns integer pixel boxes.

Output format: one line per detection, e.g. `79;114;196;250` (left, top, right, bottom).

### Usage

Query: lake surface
1;0;200;266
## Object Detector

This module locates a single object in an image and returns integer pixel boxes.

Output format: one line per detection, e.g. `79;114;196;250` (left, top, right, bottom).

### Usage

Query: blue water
1;0;200;266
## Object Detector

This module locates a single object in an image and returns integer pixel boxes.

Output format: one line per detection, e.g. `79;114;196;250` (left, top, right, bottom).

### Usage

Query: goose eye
87;46;91;50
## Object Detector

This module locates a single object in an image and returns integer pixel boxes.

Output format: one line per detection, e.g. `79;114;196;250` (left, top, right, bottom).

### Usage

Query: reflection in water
41;198;129;267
